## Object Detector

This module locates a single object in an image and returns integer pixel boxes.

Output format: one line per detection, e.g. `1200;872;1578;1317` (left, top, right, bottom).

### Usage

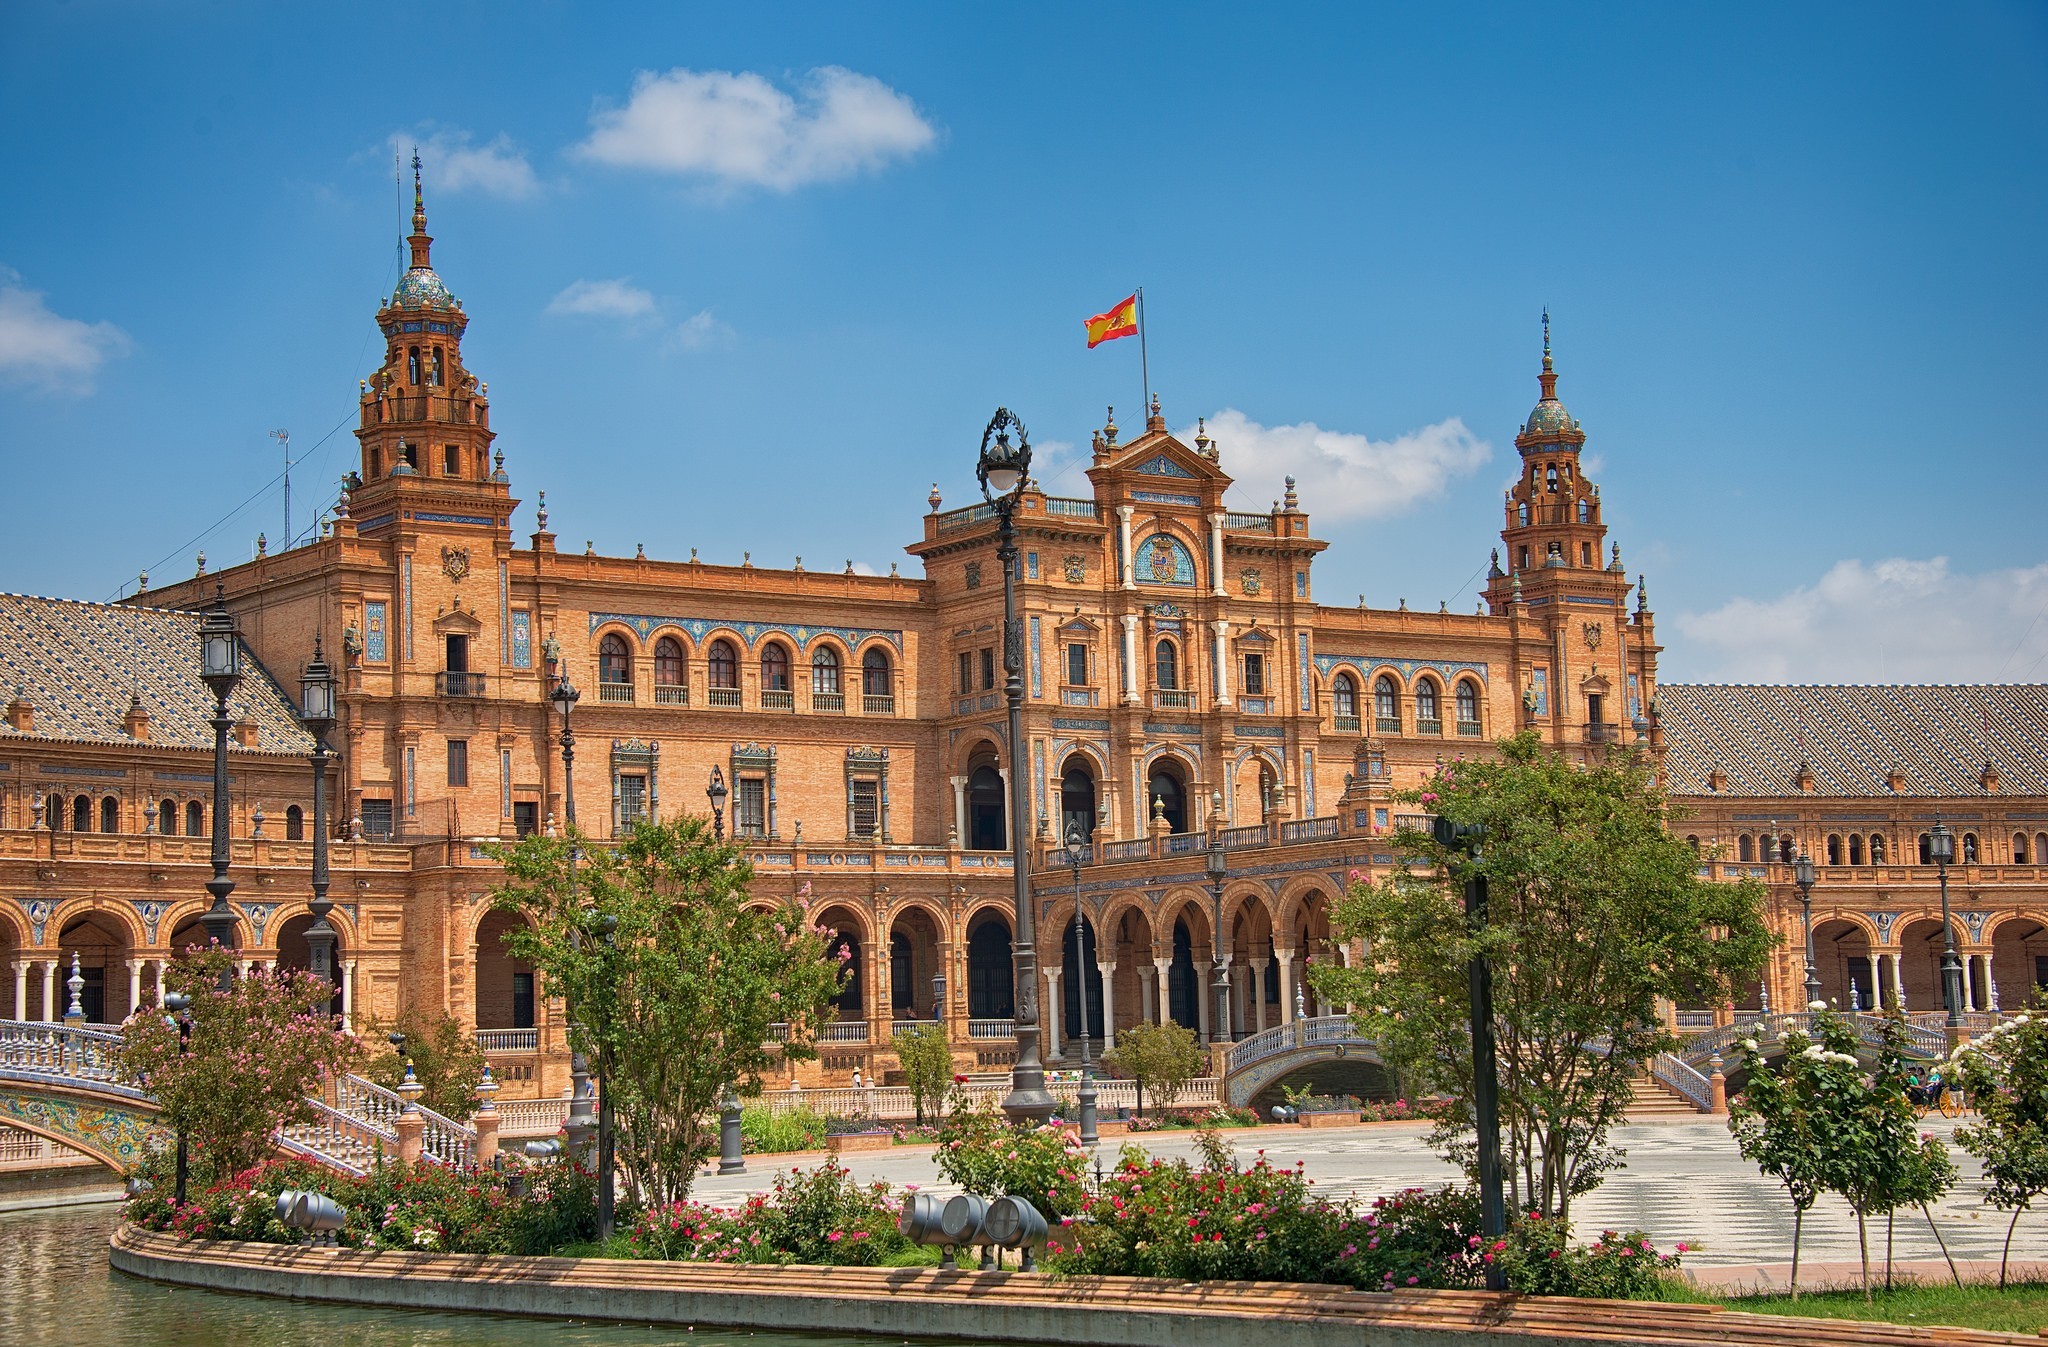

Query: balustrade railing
474;1028;539;1053
331;1073;475;1167
707;686;742;707
811;692;845;713
862;694;895;714
761;689;795;711
1648;1053;1711;1111
597;680;634;703
1219;823;1269;850
0;1020;128;1089
495;1096;571;1138
889;1019;934;1039
968;1018;1015;1040
1280;816;1339;843
436;671;488;698
654;684;689;705
1222;512;1275;532
279;1100;391;1177
820;1020;870;1044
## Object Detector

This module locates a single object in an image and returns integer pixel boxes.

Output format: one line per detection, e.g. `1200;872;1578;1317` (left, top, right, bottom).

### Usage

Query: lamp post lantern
549;670;596;1159
1432;814;1506;1290
1930;818;1965;1040
978;408;1056;1126
1793;848;1822;1008
1205;803;1231;1046
197;585;243;987
1062;823;1098;1148
706;765;727;842
299;638;339;1021
163;991;194;1203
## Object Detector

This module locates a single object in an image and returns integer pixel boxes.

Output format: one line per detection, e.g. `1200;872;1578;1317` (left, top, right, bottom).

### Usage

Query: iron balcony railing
436;671;487;698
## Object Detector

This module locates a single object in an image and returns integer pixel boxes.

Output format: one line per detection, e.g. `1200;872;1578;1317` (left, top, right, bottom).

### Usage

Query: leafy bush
623;1160;914;1266
1498;1214;1684;1298
361;1013;486;1123
740;1103;828;1153
1358;1097;1447;1123
935;1093;1090;1219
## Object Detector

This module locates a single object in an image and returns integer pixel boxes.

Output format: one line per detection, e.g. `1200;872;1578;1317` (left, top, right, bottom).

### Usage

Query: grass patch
1695;1279;2048;1334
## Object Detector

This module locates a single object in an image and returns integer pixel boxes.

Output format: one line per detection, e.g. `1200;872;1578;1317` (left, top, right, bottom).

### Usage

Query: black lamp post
197;586;243;988
1793;848;1822;1008
590;910;619;1241
979;407;1056;1127
1433;815;1505;1291
1930;818;1965;1037
163;991;193;1204
550;671;596;1159
1063;823;1098;1148
1205;814;1231;1045
706;765;727;842
299;639;338;1021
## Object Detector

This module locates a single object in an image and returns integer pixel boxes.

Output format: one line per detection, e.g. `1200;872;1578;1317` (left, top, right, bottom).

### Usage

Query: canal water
0;1204;992;1347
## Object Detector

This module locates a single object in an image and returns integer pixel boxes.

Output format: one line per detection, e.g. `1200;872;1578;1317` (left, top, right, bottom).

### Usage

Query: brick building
2;172;2042;1099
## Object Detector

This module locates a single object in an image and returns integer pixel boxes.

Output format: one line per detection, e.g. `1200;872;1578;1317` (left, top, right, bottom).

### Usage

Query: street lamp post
197;587;243;988
979;407;1056;1127
299;639;338;1022
706;766;727;842
1205;808;1231;1047
1433;815;1506;1291
1793;849;1822;1009
706;763;745;1175
550;672;596;1160
591;911;619;1241
1930;819;1965;1041
1062;824;1098;1148
163;991;193;1204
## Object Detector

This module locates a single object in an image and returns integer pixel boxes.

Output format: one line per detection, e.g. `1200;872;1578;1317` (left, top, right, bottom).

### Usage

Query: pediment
432;605;484;635
1098;433;1232;490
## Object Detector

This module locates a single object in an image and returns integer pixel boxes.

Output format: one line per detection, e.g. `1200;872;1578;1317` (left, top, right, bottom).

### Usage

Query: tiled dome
1524;396;1574;436
392;267;453;308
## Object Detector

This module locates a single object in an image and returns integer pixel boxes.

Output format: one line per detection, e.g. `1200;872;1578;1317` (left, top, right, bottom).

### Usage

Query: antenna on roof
271;429;291;550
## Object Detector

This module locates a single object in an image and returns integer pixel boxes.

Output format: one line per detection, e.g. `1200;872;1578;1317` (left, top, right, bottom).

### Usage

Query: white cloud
547;278;658;321
0;267;129;393
670;310;736;352
1181;409;1491;522
1674;557;2048;683
575;66;936;191
399;129;539;200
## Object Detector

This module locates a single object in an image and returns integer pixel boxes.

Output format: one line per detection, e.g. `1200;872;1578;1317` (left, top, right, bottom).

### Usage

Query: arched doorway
0;913;22;1018
1147;760;1188;834
967;757;1006;852
816;906;866;1024
966;914;1014;1019
1059;914;1103;1053
1228;895;1276;1037
272;913;346;1004
57;914;132;1024
1167;915;1201;1031
1812;919;1874;1011
1059;759;1097;844
474;911;537;1031
1990;918;2048;1010
889;907;943;1021
1897;918;1951;1013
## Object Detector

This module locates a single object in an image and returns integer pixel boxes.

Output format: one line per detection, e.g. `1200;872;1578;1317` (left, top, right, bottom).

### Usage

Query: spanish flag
1085;293;1139;349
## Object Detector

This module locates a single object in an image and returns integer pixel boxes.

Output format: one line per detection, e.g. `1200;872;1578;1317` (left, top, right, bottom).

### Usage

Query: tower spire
407;148;432;270
1537;308;1558;401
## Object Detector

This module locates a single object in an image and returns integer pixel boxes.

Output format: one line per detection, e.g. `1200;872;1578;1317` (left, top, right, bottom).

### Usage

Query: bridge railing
279;1100;391;1177
1677;1011;1948;1068
331;1073;475;1167
0;1020;133;1092
1648;1053;1711;1111
1223;1016;1365;1077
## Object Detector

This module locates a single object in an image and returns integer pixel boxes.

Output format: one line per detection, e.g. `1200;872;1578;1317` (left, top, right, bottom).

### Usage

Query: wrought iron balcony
1584;722;1616;744
436;671;486;698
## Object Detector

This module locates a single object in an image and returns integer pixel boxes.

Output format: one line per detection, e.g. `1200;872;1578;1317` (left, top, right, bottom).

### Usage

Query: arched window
967;764;1006;851
1060;761;1096;843
761;644;791;690
1415;679;1442;729
1737;834;1755;863
1962;832;1979;864
158;799;177;835
186;801;205;837
73;795;91;831
1578;499;1591;523
1826;835;1842;866
2015;833;2030;865
1332;673;1358;727
1148;764;1187;834
812;647;841;695
1455;679;1481;728
1517;502;1530;527
708;639;738;689
1374;675;1400;729
1918;833;1933;864
599;633;631;685
1849;834;1864;865
285;804;305;840
100;796;120;833
407;347;422;385
1545;464;1559;492
862;648;891;701
653;637;686;703
1686;835;1701;854
1870;834;1887;864
2036;832;2048;867
1154;639;1178;690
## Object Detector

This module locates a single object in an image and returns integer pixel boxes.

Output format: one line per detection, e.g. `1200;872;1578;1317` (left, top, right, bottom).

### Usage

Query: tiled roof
0;592;313;756
1659;683;2048;798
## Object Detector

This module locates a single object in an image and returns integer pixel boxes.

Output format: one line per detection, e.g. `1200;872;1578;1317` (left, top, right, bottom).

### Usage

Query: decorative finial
584;540;594;556
1489;547;1502;578
66;952;85;1022
1511;573;1524;601
928;483;942;512
1636;575;1648;611
1283;476;1298;511
1541;307;1552;373
411;148;426;232
844;560;854;576
1150;392;1161;419
1611;541;1622;571
1103;405;1118;446
635;542;646;560
1194;416;1210;457
137;569;148;591
256;532;267;557
195;551;206;576
889;562;900;577
535;491;548;530
793;555;803;572
690;547;698;562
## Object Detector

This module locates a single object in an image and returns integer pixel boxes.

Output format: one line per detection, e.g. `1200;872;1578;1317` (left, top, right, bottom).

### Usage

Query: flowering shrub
935;1094;1090;1219
1357;1097;1449;1123
623;1160;914;1266
1496;1214;1683;1298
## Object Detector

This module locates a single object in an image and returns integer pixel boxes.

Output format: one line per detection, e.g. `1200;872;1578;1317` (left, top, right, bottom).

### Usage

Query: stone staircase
1623;1070;1707;1121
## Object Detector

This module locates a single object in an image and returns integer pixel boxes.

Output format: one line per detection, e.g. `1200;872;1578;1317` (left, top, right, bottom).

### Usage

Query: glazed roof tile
1659;683;2048;798
0;592;313;756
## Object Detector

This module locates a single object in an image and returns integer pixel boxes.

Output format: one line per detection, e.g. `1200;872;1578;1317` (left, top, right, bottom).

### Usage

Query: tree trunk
1884;1209;1894;1293
2001;1206;2025;1291
1790;1204;1803;1302
1919;1201;1962;1288
1856;1207;1871;1303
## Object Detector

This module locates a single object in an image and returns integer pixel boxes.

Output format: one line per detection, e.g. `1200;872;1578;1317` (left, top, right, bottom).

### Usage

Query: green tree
1312;732;1772;1224
1103;1020;1203;1118
1728;1027;1828;1299
116;948;359;1183
362;1012;488;1123
892;1022;953;1124
1953;999;2048;1288
488;816;845;1205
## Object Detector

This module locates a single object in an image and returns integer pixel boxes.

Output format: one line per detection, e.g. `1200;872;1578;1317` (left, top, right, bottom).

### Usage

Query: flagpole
1137;286;1151;414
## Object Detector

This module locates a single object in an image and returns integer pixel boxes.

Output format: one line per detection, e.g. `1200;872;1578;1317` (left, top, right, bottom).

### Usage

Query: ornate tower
347;154;509;531
1485;315;1653;750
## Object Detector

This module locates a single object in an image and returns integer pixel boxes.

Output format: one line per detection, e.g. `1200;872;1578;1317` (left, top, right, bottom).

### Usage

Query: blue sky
2;2;2044;682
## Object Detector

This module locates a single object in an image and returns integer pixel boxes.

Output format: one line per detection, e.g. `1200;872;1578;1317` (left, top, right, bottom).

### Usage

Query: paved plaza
693;1116;2037;1273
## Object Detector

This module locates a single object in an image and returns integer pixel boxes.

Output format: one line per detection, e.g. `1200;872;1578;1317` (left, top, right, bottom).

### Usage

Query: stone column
1965;956;1980;1013
1116;505;1136;590
1208;514;1227;596
1231;963;1249;1036
1250;959;1269;1033
41;961;57;1023
12;959;27;1020
394;1109;425;1168
339;959;355;1027
1137;964;1155;1024
1119;615;1140;706
1152;956;1173;1025
1275;950;1296;1026
1096;961;1117;1044
472;1105;500;1168
1890;952;1907;1011
996;767;1011;849
1043;968;1063;1060
1211;619;1232;706
1195;961;1212;1044
127;960;142;1015
949;776;967;845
